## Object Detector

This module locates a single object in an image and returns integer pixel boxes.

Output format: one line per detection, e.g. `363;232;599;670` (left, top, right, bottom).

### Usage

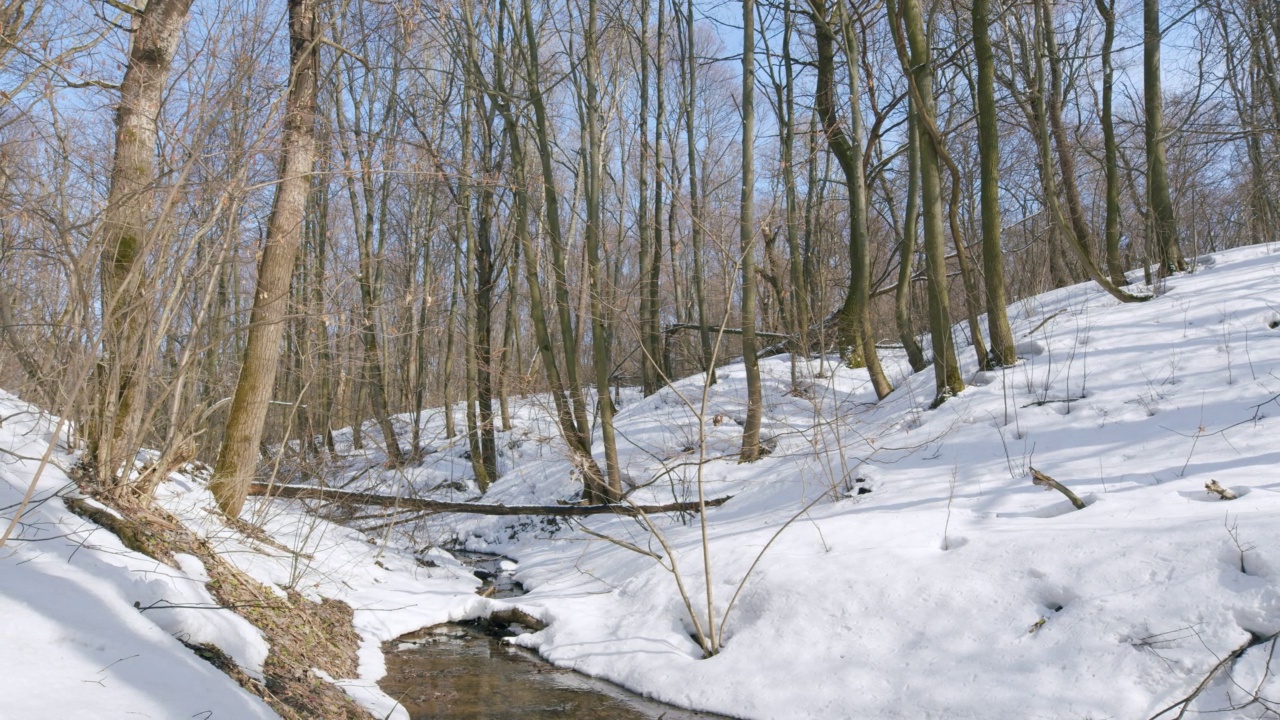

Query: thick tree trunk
836;3;891;397
94;0;195;483
646;0;665;395
1144;0;1186;275
210;0;320;517
461;132;489;489
890;0;964;406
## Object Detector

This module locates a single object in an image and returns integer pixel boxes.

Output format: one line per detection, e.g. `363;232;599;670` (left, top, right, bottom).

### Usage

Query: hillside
3;244;1280;719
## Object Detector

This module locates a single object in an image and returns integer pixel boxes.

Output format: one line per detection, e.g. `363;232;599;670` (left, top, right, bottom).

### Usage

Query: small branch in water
1029;467;1087;510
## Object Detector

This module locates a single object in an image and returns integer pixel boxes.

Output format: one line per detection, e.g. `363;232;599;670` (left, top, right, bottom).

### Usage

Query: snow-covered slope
434;245;1280;719
0;402;278;719
0;405;484;719
4;244;1279;719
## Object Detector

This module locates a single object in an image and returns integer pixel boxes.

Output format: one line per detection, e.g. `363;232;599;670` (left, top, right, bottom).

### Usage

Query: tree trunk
1144;0;1186;275
1095;0;1128;286
972;0;1017;368
895;96;928;373
210;0;320;517
684;0;715;384
646;0;665;394
836;3;891;397
585;0;622;499
637;0;655;395
740;0;763;462
890;0;964;406
1032;0;1147;303
94;0;195;484
780;0;809;388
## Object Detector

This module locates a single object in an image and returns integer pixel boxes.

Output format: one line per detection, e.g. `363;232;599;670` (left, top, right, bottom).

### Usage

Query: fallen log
662;323;791;341
248;483;731;517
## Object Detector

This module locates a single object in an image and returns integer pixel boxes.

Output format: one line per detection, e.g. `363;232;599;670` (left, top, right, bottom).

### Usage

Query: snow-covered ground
4;243;1280;719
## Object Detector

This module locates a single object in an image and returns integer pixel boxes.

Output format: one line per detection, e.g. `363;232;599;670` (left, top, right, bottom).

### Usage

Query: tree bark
740;0;763;462
895;96;927;373
585;0;622;499
684;0;715;384
638;0;655;395
974;0;1018;368
1144;0;1186;275
1095;0;1128;286
889;0;964;406
808;1;890;398
94;0;195;483
210;0;320;517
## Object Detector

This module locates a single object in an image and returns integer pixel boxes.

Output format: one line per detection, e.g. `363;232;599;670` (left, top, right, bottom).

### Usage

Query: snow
0;406;276;719
4;244;1280;719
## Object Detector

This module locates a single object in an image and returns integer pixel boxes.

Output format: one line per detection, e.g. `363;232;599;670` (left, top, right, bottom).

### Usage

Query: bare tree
210;0;321;516
888;0;964;406
1144;0;1187;274
739;0;763;461
92;0;195;485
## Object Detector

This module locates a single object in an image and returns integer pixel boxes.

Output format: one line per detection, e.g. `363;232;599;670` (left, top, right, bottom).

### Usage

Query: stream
378;552;726;719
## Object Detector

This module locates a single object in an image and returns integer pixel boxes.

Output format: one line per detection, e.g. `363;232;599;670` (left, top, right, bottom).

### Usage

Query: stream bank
377;551;727;719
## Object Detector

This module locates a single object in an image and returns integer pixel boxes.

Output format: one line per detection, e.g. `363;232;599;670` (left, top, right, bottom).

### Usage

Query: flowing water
378;552;726;720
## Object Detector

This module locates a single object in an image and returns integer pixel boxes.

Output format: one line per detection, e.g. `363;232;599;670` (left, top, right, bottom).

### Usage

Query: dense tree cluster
0;0;1274;510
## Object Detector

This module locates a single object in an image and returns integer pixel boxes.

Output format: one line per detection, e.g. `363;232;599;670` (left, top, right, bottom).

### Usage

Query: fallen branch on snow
1204;480;1238;500
1029;467;1087;510
248;483;731;517
1146;632;1274;720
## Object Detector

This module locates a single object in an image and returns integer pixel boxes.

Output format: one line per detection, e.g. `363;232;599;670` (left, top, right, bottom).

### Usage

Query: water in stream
379;552;725;720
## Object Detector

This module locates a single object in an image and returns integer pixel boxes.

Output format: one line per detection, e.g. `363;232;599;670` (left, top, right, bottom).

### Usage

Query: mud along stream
378;551;726;719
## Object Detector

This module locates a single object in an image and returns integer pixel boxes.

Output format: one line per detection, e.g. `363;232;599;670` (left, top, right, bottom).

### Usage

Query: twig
572;519;664;560
1025;309;1068;337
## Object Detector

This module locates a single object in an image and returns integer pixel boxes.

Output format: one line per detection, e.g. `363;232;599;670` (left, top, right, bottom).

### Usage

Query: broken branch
1029;467;1087;510
1204;480;1237;500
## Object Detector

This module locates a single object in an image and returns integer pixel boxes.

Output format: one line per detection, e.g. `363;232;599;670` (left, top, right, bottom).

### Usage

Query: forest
2;0;1280;716
0;0;1273;501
